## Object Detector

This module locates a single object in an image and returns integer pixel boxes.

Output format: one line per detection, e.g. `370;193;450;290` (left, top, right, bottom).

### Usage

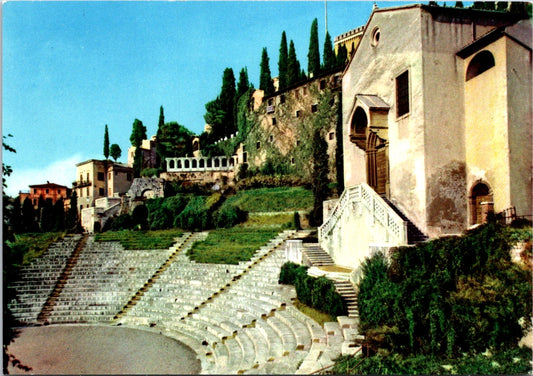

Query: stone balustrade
166;156;237;173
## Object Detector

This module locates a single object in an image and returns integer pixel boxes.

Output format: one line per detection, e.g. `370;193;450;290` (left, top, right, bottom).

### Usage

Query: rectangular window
256;141;261;150
268;98;274;106
98;172;104;181
272;117;277;125
320;80;326;90
269;135;274;142
99;188;105;196
296;110;301;118
311;104;318;113
243;152;248;163
329;132;335;140
396;70;410;117
280;95;285;104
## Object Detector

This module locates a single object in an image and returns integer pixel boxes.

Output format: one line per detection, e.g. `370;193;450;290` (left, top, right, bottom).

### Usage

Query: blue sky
3;1;411;196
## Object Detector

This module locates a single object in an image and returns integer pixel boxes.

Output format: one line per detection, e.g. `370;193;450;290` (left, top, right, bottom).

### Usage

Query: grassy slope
224;187;313;212
94;229;183;250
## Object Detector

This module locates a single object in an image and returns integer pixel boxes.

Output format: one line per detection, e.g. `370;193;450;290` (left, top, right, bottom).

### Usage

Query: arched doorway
469;182;493;225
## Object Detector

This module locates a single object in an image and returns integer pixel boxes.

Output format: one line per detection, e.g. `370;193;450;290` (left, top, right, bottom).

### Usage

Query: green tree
288;39;303;86
455;1;464;7
157;122;194;160
52;198;65;231
259;47;275;96
21;197;36;232
220;68;237;137
204;97;225;142
130;119;146;178
109;144;122;162
310;127;330;226
335;44;348;68
103;124;110;160
322;31;335;71
278;31;289;90
130;118;147;148
66;191;79;231
2;134;16;189
307;18;321;77
236;67;251;100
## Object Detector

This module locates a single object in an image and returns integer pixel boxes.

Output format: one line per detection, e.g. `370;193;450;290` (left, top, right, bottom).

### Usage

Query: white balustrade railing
166;156;236;173
318;183;408;245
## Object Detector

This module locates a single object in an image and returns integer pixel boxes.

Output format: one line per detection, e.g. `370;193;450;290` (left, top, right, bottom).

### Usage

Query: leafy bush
131;205;148;230
235;175;307;190
175;196;211;231
357;222;532;357
109;214;133;231
146;195;191;230
279;262;347;317
140;168;159;177
212;203;248;228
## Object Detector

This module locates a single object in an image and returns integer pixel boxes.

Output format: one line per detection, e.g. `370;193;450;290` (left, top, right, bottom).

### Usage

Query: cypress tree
220;68;237;137
21;197;36;233
310;128;330;226
103;124;110;160
307;18;321;78
236;67;250;99
130;119;147;148
53;198;65;231
323;31;335;72
158;105;165;129
288;40;302;86
259;47;275;96
336;44;348;68
66;191;79;231
278;31;289;90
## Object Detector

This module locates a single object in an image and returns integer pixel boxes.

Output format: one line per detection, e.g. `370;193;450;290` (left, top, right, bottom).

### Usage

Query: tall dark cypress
220;68;236;136
336;44;348;68
259;47;275;96
278;31;289;90
288;40;301;86
236;67;250;99
307;18;321;77
103;124;110;160
323;31;335;72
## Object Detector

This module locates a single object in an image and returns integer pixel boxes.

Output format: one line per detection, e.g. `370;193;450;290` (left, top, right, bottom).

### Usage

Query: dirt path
6;325;201;374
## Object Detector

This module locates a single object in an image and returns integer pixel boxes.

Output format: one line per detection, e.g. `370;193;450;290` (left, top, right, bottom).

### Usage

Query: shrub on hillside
109;214;134;231
279;262;347;317
357;222;532;357
212;203;248;228
175;196;211;230
146;195;192;230
235;175;307;190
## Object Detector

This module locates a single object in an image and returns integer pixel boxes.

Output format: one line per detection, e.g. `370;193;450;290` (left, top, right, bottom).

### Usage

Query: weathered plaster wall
343;7;427;231
506;36;532;217
161;170;235;185
420;12;478;235
464;38;510;219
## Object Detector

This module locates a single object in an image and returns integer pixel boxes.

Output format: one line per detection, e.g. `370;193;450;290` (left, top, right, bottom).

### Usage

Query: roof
29;182;68;189
356;95;390;110
457;19;532;58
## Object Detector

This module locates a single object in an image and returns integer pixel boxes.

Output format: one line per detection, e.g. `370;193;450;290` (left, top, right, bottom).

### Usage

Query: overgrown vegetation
293;299;336;327
336;221;532;374
186;226;281;264
279;262;347;317
94;229;183;250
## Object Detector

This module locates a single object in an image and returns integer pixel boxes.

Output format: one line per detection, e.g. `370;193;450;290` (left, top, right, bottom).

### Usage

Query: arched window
169;160;175;169
192;159;198;169
214;159;220;168
207;159;212;168
177;160;182;169
466;51;495;81
184;160;190;169
469;182;493;225
199;159;205;168
221;158;227;167
352;107;368;134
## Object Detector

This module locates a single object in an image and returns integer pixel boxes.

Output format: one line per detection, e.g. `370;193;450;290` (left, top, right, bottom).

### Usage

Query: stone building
19;182;70;209
240;69;343;181
127;135;158;170
74;159;133;211
320;4;531;271
334;25;364;60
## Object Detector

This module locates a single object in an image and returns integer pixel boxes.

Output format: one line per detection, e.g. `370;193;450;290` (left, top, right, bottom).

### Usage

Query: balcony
73;180;91;188
266;105;275;114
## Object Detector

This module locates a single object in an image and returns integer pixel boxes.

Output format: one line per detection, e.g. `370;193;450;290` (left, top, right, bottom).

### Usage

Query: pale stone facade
127;135;158;169
74;159;133;211
321;4;531;273
341;4;530;238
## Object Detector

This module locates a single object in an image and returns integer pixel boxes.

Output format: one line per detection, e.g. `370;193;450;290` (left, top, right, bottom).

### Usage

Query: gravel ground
6;325;201;375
